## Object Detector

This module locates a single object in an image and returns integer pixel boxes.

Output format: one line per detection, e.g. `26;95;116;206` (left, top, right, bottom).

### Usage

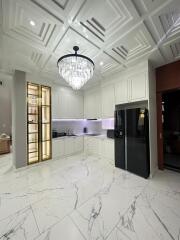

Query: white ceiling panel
2;0;64;51
149;0;180;43
161;37;180;62
29;0;85;23
54;27;100;59
72;0;140;48
106;23;155;65
0;0;180;88
94;51;124;76
140;0;172;13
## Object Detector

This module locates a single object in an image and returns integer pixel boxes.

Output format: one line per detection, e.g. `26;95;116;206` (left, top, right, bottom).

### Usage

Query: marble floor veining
0;154;180;240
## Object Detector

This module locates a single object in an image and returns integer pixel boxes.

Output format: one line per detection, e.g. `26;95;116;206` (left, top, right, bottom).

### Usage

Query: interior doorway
162;90;180;172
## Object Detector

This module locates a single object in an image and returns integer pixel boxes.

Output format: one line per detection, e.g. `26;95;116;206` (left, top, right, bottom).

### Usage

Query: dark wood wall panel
156;93;164;170
156;60;180;92
156;60;180;169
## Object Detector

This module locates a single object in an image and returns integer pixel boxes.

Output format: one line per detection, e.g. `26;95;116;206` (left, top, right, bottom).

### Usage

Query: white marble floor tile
0;189;30;221
31;189;76;233
35;216;85;240
0;206;39;240
0;153;180;240
70;171;148;240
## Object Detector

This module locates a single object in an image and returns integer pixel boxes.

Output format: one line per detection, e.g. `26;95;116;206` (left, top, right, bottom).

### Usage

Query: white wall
12;70;27;168
148;62;158;176
0;73;12;135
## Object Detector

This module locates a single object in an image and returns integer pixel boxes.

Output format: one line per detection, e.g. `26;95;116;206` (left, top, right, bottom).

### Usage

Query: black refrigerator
115;107;150;178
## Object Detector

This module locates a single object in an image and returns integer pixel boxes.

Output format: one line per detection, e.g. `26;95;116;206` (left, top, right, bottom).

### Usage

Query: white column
12;70;27;168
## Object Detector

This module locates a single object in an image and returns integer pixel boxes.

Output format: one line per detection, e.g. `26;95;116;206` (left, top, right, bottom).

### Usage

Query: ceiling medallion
57;46;95;90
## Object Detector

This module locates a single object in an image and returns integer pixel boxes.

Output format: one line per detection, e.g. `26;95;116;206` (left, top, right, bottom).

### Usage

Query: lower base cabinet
65;137;74;156
84;137;100;156
52;136;114;164
52;138;65;158
75;137;84;153
84;137;114;164
52;136;84;159
100;138;114;165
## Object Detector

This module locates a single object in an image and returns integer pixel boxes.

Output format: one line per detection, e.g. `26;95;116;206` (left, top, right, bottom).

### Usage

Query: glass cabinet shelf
27;83;52;165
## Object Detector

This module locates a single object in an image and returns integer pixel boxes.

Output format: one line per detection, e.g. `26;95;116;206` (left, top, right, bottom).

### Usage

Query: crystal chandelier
57;46;95;90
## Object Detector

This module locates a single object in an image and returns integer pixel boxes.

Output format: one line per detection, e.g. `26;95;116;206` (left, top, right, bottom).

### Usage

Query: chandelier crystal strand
57;46;94;90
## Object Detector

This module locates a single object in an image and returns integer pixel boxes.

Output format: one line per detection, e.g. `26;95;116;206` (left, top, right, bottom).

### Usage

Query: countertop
52;134;112;140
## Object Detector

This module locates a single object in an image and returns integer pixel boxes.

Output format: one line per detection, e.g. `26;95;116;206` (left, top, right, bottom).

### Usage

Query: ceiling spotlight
100;61;104;66
30;20;35;26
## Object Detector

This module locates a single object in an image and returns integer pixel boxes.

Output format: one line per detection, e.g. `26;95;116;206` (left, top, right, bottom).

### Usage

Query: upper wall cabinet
115;71;148;105
129;72;147;102
115;77;128;104
84;89;101;119
52;87;84;119
101;84;115;118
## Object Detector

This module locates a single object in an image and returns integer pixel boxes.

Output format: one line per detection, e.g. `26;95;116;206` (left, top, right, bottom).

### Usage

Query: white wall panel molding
2;0;64;50
107;23;155;66
53;27;99;58
73;0;140;47
0;0;179;88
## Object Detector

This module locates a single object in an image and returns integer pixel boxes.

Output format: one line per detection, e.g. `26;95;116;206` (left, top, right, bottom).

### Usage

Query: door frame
156;92;164;170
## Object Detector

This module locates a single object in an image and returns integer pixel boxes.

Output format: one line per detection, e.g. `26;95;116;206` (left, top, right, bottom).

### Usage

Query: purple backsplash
52;118;114;134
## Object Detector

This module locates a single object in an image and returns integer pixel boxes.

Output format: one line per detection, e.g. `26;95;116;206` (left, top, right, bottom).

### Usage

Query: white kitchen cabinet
65;137;74;155
74;136;84;153
53;136;84;159
101;84;115;118
52;88;60;119
115;77;128;104
84;94;91;119
115;71;148;105
52;138;65;158
129;72;147;102
84;136;114;164
84;90;101;119
52;86;83;119
84;136;100;156
84;136;92;155
101;138;114;164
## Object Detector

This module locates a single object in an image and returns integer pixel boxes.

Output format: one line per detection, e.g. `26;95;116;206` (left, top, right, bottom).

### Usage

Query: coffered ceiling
0;0;179;88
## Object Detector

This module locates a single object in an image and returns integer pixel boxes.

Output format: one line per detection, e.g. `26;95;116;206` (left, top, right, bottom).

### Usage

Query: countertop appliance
107;129;115;139
83;127;88;133
114;106;150;178
52;131;66;138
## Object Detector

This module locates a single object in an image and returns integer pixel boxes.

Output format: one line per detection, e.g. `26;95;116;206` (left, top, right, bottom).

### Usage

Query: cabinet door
84;90;101;119
74;137;84;153
115;78;128;104
52;88;60;119
52;139;65;158
52;88;83;119
93;91;101;118
71;94;84;119
84;136;88;154
84;94;91;119
65;137;74;155
101;139;114;161
129;72;147;102
102;85;115;118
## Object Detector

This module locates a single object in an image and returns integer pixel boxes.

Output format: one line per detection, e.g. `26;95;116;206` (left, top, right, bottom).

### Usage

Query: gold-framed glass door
27;83;52;165
27;83;40;164
41;86;52;161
